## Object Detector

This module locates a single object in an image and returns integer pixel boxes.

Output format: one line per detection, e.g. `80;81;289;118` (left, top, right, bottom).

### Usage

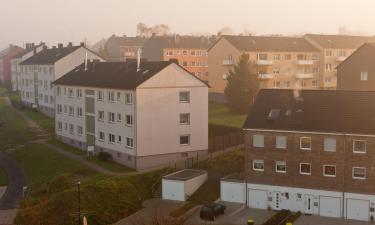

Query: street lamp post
77;180;81;225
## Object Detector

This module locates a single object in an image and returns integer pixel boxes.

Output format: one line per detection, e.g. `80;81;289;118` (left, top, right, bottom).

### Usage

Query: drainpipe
342;134;346;219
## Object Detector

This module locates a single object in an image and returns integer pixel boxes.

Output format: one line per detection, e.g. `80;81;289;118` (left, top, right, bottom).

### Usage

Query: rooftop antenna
137;48;142;72
84;51;88;71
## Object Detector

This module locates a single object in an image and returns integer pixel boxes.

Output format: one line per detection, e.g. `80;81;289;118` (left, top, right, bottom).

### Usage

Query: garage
319;196;341;218
220;180;245;203
248;189;268;209
347;199;369;221
162;169;207;201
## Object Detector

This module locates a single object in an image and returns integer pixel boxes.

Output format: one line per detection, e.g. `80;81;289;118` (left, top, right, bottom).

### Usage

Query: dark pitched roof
144;35;217;49
0;45;23;58
20;45;82;65
53;61;173;90
219;35;319;52
12;43;44;59
244;89;375;135
336;42;375;69
305;34;375;49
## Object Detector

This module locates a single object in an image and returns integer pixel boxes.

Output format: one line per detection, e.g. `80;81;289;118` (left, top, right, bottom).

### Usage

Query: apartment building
142;35;216;82
208;35;320;99
243;89;375;221
53;60;208;170
19;43;103;117
336;42;375;91
304;34;375;89
103;35;148;61
0;44;24;89
11;43;45;92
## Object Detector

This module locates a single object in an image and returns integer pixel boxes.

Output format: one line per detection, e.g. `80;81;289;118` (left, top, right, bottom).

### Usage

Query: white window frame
179;91;190;103
180;135;190;146
108;112;115;123
76;89;82;98
125;93;133;105
126;114;133;126
360;71;368;81
108;91;115;102
253;134;264;148
300;163;311;175
97;91;104;101
276;136;287;149
77;126;83;136
108;133;115;144
253;160;264;172
68;88;74;98
275;161;286;173
98;110;104;121
324;138;336;152
126;137;134;148
57;121;62;131
77;107;83;118
98;131;105;141
300;137;312;150
117;113;122;122
179;113;190;125
353;140;366;154
323;165;336;177
352;167;366;180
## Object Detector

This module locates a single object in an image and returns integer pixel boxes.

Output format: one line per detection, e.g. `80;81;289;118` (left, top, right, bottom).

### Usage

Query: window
179;91;190;103
323;165;336;177
353;140;366;153
64;123;68;130
126;115;133;126
180;135;190;145
117;92;121;101
191;61;196;67
273;81;281;88
276;161;286;173
108;91;115;102
96;91;104;101
76;89;82;98
339;50;346;57
117;113;122;122
257;53;268;60
325;50;332;57
325;64;332;72
57;87;61;96
312;80;318;88
57;121;62;131
361;71;368;81
191;50;196;56
276;136;287;149
57;104;62;114
273;68;280;74
68;88;74;97
166;50;173;56
98;111;104;121
312;54;319;60
253;135;264;147
109;133;115;144
69;106;74;116
180;113;190;125
77;126;83;136
300;137;311;150
108;112;115;123
125;93;133;104
324;138;336;152
99;131;105;141
273;54;281;61
117;135;122;143
300;163;311;175
126;137;134;148
64;105;67;114
352;167;366;179
182;61;188;67
284;81;290;88
77;107;83;117
182;50;188;55
69;124;74;134
253;160;264;171
268;109;281;120
284;54;292;60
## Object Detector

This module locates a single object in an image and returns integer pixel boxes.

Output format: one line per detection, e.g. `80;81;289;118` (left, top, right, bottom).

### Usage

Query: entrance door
305;195;314;214
272;192;282;210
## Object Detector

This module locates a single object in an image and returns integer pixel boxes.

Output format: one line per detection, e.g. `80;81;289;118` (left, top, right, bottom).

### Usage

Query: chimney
58;43;63;50
80;42;85;47
137;48;142;72
68;42;73;48
25;43;30;49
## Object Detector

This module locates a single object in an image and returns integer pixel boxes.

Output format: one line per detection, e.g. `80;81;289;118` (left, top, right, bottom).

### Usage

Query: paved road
0;151;26;209
295;215;374;225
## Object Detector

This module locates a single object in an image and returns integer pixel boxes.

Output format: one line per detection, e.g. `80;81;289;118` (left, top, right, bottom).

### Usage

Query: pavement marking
229;204;246;217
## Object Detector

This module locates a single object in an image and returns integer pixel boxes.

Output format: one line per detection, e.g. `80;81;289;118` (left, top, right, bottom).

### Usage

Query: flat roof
163;169;207;181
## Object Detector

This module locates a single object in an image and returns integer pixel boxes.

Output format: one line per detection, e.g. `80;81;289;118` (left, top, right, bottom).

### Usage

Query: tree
224;53;259;113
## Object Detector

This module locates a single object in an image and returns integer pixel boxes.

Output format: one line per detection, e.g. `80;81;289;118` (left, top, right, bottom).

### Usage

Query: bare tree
217;26;234;35
136;23;170;37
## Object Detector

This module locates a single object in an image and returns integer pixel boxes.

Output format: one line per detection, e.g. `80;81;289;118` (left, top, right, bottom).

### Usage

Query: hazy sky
1;0;375;49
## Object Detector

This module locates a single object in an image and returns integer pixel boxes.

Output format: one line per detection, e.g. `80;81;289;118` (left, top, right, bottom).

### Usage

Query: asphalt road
0;151;27;209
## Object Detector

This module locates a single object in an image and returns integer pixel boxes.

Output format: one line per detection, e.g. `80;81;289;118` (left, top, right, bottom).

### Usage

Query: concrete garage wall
344;192;375;221
162;179;185;201
221;181;246;203
184;172;208;198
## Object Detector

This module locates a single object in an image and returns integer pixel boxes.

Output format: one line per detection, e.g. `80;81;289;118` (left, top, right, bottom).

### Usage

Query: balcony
258;73;275;79
295;73;314;79
256;60;274;65
222;59;234;65
296;60;314;65
336;56;347;61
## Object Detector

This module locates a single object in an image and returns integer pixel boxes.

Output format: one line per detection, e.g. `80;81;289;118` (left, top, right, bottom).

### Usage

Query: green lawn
0;98;35;150
0;166;8;186
209;101;247;128
25;110;55;135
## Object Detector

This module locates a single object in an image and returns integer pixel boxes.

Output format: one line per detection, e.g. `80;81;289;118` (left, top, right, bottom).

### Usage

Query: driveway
0;187;18;225
295;215;375;225
188;202;274;225
0;151;26;209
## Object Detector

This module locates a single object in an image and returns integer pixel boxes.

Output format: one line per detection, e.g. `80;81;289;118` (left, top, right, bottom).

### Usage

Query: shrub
98;152;112;162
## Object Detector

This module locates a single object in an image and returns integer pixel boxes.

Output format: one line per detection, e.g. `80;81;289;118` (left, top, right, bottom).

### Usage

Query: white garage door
319;196;341;218
248;189;268;209
347;199;369;221
162;180;185;201
221;181;245;203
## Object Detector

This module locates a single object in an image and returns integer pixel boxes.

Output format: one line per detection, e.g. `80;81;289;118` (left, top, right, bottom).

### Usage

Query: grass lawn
209;101;247;128
25;110;55;135
0;98;35;150
0;166;8;186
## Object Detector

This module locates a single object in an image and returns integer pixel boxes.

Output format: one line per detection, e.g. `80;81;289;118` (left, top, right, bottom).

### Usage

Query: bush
98;152;112;162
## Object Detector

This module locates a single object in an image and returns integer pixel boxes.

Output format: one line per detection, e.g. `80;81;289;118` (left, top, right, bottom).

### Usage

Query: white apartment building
53;60;208;170
19;43;103;117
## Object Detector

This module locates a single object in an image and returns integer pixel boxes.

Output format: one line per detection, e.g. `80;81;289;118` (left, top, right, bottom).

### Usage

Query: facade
142;35;216;82
19;43;103;117
103;35;148;61
304;34;375;89
243;89;375;221
11;43;45;92
0;44;24;89
208;35;320;98
53;60;208;170
336;42;375;91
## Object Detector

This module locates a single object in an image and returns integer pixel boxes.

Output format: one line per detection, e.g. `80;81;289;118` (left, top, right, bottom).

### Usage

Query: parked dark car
200;203;226;221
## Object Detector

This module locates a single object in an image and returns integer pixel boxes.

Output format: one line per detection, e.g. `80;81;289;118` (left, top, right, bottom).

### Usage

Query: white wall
185;172;208;198
162;179;185;201
221;181;246;203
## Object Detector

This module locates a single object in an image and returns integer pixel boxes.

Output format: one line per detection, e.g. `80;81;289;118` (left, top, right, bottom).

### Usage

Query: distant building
243;89;375;221
142;35;216;82
304;34;375;89
53;60;208;170
336;43;375;91
19;43;104;117
208;35;320;99
0;44;24;89
103;35;148;61
11;43;45;92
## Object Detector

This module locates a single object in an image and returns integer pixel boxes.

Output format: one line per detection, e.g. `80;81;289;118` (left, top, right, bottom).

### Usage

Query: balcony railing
222;59;234;65
258;73;275;79
296;60;314;65
295;73;314;79
256;60;274;65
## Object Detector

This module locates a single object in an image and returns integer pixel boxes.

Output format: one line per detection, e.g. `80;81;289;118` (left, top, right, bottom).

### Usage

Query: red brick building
0;45;24;89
